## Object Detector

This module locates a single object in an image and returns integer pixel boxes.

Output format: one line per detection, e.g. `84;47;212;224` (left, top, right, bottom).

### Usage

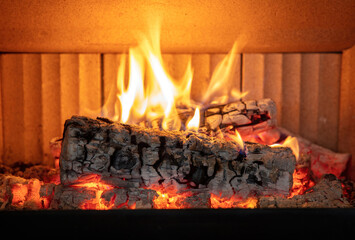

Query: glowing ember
151;186;191;209
289;167;315;198
11;184;28;206
71;180;115;210
210;194;258;209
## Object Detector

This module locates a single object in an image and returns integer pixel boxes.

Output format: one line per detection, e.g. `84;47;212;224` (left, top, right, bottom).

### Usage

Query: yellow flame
203;42;248;106
99;23;248;132
101;22;193;130
186;108;200;131
270;136;299;161
229;129;244;150
118;48;147;123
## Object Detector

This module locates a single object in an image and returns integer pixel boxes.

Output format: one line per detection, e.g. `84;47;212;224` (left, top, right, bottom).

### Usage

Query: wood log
259;174;352;208
0;173;54;210
142;98;277;135
49;184;157;210
60;116;296;199
277;127;351;180
204;98;277;133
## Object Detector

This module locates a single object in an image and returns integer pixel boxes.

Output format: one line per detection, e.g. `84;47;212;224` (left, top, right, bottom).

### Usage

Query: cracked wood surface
60;116;295;198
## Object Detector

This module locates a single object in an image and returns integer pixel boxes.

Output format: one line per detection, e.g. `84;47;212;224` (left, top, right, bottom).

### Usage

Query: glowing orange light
210;194;257;209
288;167;315;198
186;107;200;131
72;179;115;210
11;184;28;206
203;42;248;106
270;136;299;161
151;186;191;209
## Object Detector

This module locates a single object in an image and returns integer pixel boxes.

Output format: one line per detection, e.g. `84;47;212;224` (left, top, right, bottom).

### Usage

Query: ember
71;179;115;210
210;194;258;209
152;187;192;209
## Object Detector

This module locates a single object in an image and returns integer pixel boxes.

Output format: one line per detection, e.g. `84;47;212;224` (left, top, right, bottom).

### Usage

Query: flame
186;107;200;131
117;49;147;123
224;128;245;150
101;23;193;130
232;129;244;150
152;186;191;209
98;24;250;132
72;180;115;210
203;42;248;106
270;136;299;161
210;194;257;209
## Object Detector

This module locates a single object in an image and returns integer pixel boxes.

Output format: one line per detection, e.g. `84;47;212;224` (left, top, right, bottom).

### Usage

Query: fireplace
0;0;355;236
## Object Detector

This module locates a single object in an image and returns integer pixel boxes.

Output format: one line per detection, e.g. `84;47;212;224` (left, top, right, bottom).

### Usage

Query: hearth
1;0;355;235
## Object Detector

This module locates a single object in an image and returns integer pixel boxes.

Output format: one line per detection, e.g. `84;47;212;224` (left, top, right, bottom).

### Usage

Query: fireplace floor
1;209;355;238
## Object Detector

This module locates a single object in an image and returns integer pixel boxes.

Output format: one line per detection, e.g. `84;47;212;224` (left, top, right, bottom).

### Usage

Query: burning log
259;174;352;208
142;98;277;135
277;127;351;180
49;183;157;210
203;98;277;134
0;174;55;209
60;116;295;199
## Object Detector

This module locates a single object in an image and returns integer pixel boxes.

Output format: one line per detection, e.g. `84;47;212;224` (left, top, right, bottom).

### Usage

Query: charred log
141;98;277;135
60;116;295;199
259;174;352;208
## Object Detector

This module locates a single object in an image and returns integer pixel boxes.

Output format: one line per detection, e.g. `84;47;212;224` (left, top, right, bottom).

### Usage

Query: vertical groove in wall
41;54;61;166
1;54;25;165
339;45;355;179
102;53;120;119
317;54;341;151
242;54;264;100
78;54;102;116
299;54;320;144
60;54;79;132
0;55;3;163
23;54;43;164
281;54;302;134
263;54;283;125
191;54;210;102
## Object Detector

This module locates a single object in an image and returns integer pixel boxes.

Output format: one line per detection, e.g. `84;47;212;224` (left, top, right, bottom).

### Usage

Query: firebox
0;0;355;236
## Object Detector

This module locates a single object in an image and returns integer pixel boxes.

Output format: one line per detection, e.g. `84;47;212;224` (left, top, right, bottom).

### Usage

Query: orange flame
101;23;193;130
224;128;245;150
72;180;115;210
203;42;248;106
210;194;258;209
151;186;191;209
96;23;249;132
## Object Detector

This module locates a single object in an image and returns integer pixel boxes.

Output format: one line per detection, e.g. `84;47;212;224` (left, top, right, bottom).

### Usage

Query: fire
186;107;200;131
101;23;193;130
97;22;248;133
289;167;315;198
231;129;245;150
223;127;245;150
152;186;191;209
11;184;28;206
203;42;247;106
270;136;299;161
72;179;115;210
210;194;258;209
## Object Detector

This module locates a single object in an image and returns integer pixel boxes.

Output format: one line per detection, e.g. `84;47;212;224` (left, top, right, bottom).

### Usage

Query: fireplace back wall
0;0;354;178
